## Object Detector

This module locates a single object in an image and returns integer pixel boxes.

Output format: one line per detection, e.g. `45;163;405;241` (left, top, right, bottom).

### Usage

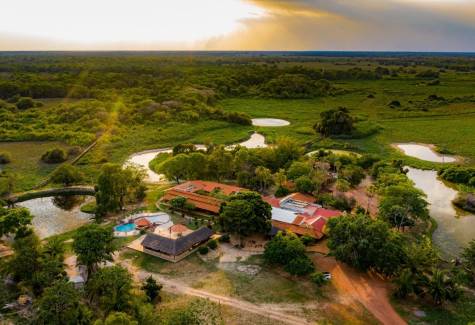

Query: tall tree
86;266;133;314
95;164;145;215
36;280;91;325
327;214;406;276
219;191;271;245
314;107;354;137
73;224;115;276
0;206;32;238
379;185;428;230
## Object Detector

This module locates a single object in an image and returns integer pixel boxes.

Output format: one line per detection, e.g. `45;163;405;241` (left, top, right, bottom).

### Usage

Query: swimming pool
145;213;170;224
114;223;136;232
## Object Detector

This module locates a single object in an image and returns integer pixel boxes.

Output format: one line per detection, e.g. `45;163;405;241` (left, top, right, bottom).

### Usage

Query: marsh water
396;143;456;163
17;196;92;238
406;167;475;258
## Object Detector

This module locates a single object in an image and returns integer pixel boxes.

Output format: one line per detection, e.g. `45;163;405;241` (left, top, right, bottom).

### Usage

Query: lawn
0;141;76;191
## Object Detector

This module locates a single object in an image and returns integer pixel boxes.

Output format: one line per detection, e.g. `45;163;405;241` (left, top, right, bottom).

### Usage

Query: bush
198;246;209;255
207;239;218;250
0;152;11;164
310;272;327;286
295;175;314;194
41;148;67;164
274;186;290;197
16;97;36;110
301;235;316;246
284;256;315;276
218;234;230;243
50;164;84;186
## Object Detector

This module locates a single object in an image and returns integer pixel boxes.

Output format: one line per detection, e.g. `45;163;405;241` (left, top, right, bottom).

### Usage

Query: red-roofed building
266;192;343;239
162;181;245;214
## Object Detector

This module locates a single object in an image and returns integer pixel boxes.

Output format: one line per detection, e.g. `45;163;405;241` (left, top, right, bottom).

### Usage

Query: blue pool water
115;223;136;232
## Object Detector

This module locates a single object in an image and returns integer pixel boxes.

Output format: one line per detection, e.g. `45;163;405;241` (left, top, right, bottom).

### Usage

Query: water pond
17;196;92;239
406;167;475;258
395;143;456;163
251;118;290;127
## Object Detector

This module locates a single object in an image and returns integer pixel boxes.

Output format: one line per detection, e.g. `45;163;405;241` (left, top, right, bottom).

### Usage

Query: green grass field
0;141;75;191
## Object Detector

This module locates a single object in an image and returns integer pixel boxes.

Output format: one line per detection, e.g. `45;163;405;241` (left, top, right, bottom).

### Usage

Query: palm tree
426;269;461;305
393;268;416;298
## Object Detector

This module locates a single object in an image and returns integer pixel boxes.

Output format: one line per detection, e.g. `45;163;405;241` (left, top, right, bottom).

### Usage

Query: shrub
207;239;218;250
0;152;11;164
50;164;84;186
274;186;290;197
310;272;327;286
301;235;315;246
198;246;209;255
16;97;36;110
389;100;401;108
284;256;315;276
218;234;230;243
41;148;67;164
295;175;314;194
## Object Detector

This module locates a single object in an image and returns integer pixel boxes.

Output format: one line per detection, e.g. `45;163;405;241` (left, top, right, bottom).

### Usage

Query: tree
219;191;271;245
426;269;461;305
273;168;287;187
393;268;420;298
314;107;354;137
36;280;91;325
264;232;307;265
295;175;314;194
379;185;428;230
0;206;32;237
158;154;190;183
287;161;311;180
141;276;162;302
50;163;84;186
86;266;133;313
96;312;138;325
95;164;145;215
8;232;41;282
327;214;407;276
284;256;315;276
255;166;273;191
73;224;115;276
32;238;67;295
207;145;233;181
0;171;15;196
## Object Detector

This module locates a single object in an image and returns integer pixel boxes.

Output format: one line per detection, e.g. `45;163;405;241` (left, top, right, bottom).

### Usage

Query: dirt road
117;257;313;325
313;254;406;325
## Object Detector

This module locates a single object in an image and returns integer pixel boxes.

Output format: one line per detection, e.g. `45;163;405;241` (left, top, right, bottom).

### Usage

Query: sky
1;0;475;51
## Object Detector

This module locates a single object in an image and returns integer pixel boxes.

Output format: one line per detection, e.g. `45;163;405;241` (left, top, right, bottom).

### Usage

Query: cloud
1;0;475;51
205;0;475;51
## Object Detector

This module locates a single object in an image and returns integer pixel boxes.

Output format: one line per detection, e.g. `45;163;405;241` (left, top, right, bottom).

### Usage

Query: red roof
173;180;244;196
135;218;151;227
313;208;342;219
169;224;190;233
163;189;223;213
287;192;316;204
263;196;281;208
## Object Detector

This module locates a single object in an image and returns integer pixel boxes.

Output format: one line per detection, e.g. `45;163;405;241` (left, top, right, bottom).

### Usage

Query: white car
322;272;332;281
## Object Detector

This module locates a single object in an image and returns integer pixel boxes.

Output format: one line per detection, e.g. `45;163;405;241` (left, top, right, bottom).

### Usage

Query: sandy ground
117;257;313;325
313;254;406;325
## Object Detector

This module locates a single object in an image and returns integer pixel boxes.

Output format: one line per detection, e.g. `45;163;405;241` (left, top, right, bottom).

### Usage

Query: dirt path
313;255;406;325
117;257;313;325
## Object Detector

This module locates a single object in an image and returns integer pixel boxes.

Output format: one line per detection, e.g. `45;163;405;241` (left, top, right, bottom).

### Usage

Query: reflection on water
396;143;456;163
406;167;475;258
17;196;92;239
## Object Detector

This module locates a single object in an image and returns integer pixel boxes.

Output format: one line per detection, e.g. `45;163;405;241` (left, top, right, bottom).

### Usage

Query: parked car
323;272;332;281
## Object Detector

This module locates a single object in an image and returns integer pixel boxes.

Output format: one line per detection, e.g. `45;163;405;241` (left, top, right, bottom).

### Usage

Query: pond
126;133;267;183
251;118;290;127
17;196;92;239
395;143;456;163
406;167;475;258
